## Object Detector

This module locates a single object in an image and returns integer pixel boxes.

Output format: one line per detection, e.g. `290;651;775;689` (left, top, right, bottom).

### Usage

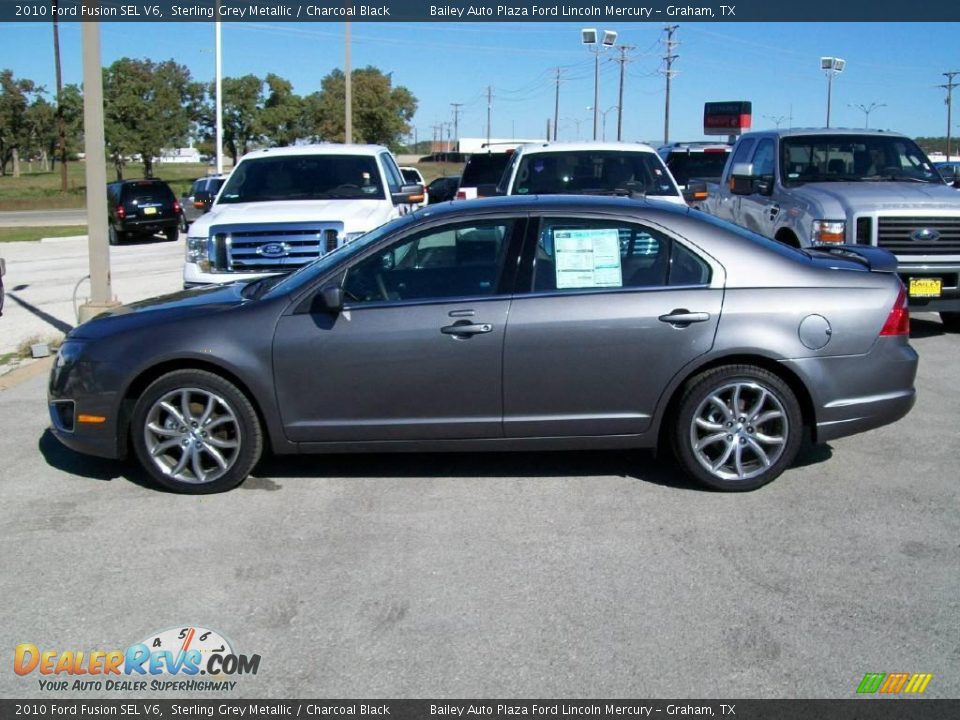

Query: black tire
179;214;189;233
166;226;179;242
130;369;262;494
672;365;803;492
940;312;960;332
108;226;122;246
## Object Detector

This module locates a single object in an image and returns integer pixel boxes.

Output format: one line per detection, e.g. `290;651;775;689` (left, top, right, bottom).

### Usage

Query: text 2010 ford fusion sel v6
48;196;917;493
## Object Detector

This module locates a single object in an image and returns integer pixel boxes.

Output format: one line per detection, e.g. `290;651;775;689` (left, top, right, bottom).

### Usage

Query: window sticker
554;228;623;289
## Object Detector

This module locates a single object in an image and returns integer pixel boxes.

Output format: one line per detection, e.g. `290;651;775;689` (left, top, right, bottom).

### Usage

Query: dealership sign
703;101;752;136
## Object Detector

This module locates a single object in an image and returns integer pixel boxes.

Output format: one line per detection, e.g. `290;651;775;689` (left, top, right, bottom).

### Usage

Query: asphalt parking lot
0;310;957;699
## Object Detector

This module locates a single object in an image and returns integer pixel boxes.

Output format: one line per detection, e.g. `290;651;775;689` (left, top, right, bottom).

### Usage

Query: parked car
427;175;460;204
184;144;422;288
0;257;5;316
180;175;227;230
107;179;182;245
934;161;960;187
455;151;513;200
657;141;732;204
399;166;428;208
495;142;686;205
49;195;916;495
700;128;960;330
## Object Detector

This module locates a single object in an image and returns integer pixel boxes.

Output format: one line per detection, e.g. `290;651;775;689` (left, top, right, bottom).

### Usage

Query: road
0;233;184;355
0;208;87;227
0;318;957;699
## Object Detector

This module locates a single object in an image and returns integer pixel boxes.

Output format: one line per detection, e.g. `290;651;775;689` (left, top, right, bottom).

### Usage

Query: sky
2;19;958;146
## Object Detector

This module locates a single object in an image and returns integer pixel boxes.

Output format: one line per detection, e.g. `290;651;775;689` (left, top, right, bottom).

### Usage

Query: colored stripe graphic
857;673;885;693
857;672;932;694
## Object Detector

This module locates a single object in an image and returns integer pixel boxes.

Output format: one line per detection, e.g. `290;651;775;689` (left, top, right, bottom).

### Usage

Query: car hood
189;199;390;236
796;181;960;212
69;282;249;341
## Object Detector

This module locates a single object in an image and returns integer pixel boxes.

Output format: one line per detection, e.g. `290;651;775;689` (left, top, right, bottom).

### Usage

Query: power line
614;45;635;142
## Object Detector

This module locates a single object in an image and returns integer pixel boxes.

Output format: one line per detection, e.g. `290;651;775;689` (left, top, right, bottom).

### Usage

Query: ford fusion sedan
49;196;917;494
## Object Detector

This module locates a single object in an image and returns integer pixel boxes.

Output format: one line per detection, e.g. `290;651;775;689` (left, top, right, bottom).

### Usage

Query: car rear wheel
131;369;262;494
940;312;960;332
672;365;803;491
166;226;179;242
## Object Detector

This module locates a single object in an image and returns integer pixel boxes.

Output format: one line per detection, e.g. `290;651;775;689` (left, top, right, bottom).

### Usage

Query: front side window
513;151;678;197
219;155;385;203
343;221;514;304
752;139;776;177
531;219;710;293
380;153;404;193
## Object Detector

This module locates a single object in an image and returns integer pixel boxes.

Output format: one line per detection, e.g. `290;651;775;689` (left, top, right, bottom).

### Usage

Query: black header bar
3;0;960;23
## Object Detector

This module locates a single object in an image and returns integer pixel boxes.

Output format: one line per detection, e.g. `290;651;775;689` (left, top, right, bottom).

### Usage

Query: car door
737;138;778;237
716;138;755;224
502;214;723;438
272;217;524;443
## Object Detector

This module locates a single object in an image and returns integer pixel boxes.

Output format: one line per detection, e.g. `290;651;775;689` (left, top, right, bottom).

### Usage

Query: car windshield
258;213;420;299
218;155;385;203
780;135;941;185
460;153;512;186
121;181;174;204
664;150;730;185
401;169;421;184
513;150;679;197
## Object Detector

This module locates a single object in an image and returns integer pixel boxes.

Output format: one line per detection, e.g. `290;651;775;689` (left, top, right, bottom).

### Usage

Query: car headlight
811;220;846;244
55;340;84;370
186;236;211;271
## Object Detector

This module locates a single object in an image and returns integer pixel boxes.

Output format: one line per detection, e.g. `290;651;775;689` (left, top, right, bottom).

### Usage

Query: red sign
704;101;752;136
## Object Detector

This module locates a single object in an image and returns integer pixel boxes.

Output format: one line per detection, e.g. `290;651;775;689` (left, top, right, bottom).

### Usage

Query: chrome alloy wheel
689;381;788;482
143;388;241;484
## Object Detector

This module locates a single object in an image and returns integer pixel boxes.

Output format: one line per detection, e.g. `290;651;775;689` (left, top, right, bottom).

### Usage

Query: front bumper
182;261;281;289
895;260;960;313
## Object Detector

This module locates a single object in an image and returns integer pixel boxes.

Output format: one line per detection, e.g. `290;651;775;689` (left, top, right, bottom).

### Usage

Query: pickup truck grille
876;216;960;255
209;223;344;272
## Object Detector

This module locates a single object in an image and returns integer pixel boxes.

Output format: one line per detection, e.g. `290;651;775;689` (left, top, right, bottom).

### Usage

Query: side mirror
392;183;424;206
683;180;709;204
475;183;501;198
315;284;344;314
729;162;755;195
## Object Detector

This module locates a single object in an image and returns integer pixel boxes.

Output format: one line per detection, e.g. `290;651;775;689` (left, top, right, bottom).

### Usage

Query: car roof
239;143;389;161
515;141;659;155
740;127;909;139
659;142;731;152
412;193;692;220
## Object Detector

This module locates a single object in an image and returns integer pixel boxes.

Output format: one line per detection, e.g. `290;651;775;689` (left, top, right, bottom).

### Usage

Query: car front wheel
672;365;803;491
131;369;262;493
940;312;960;332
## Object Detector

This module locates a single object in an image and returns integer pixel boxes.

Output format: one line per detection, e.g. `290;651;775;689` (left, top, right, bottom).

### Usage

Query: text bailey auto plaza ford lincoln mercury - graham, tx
48;195;917;494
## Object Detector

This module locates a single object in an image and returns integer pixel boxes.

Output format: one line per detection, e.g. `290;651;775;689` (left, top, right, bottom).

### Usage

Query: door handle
658;309;710;327
441;321;493;337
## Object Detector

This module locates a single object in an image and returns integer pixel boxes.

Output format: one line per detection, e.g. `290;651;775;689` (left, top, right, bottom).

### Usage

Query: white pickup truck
184;144;422;288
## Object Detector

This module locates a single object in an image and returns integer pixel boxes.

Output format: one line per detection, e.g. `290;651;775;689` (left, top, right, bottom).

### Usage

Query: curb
0;356;54;392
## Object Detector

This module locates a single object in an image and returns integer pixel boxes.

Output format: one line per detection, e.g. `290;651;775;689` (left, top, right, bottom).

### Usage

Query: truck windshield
218;155;386;203
513;151;679;197
780;135;941;185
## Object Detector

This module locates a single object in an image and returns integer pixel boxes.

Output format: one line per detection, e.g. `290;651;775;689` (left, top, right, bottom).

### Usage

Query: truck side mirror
683;180;709;204
475;183;501;198
729;162;756;196
392;183;424;206
314;284;344;314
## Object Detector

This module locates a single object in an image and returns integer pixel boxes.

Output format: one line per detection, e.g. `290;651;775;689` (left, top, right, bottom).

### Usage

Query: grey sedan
48;196;917;493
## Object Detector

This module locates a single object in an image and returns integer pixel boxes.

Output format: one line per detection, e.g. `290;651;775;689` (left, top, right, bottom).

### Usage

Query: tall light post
763;114;787;129
582;28;617;141
215;2;223;174
849;101;886;129
820;56;845;128
591;105;619;141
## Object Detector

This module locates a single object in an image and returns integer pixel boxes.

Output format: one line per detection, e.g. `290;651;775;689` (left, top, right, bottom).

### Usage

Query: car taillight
879;285;910;336
455;191;466;200
115;205;125;220
172;199;182;214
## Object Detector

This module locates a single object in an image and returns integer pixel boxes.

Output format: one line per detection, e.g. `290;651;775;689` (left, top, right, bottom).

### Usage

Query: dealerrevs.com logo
14;626;261;692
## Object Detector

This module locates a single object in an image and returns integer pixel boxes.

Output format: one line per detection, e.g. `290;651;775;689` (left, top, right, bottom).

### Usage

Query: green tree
103;58;204;179
23;95;57;170
0;69;44;176
304;67;417;150
258;73;303;147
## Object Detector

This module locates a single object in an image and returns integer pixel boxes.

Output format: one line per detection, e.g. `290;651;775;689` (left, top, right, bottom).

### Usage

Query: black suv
107;179;182;245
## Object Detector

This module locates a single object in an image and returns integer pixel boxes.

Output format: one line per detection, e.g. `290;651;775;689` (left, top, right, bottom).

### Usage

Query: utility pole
939;71;960;160
553;67;561;141
486;86;493;147
661;25;679;145
52;0;67;191
614;45;634;142
78;15;119;321
215;0;223;173
451;103;463;154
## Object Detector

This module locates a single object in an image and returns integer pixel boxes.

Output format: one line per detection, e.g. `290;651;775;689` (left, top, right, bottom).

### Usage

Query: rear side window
121;181;175;204
531;218;710;292
461;153;511;186
513;151;678;197
664;151;730;185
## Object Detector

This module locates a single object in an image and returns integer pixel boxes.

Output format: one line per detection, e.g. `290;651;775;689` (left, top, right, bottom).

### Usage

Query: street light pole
850;102;886;129
821;57;845;128
215;2;223;174
582;28;617;142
